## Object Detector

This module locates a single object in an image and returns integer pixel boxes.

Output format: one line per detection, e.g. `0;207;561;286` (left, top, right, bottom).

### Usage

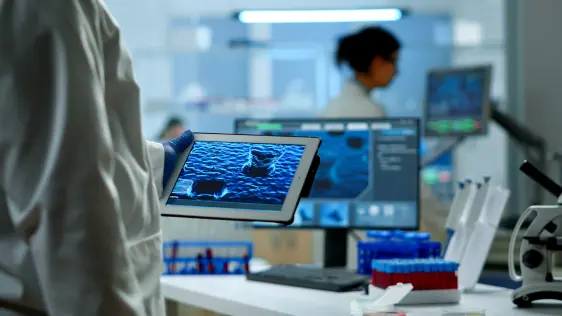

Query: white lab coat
0;1;166;315
319;80;449;265
321;80;386;118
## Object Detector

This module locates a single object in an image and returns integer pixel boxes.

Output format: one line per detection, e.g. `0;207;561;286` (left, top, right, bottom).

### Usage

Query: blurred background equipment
423;65;492;138
422;65;554;208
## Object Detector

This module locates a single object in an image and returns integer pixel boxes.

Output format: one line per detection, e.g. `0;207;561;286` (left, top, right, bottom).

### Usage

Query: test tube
243;252;250;273
196;253;204;273
206;248;214;273
223;259;230;274
171;240;179;274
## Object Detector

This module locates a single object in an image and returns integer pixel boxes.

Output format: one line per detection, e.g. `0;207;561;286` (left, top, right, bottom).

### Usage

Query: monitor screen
424;66;491;137
167;141;306;211
235;118;420;229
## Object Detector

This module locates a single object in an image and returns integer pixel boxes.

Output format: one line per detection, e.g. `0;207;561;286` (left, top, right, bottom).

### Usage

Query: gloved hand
162;130;195;189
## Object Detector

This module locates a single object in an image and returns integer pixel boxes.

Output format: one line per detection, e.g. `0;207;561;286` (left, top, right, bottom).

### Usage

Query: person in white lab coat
159;117;187;142
0;1;194;315
321;26;449;253
321;26;401;118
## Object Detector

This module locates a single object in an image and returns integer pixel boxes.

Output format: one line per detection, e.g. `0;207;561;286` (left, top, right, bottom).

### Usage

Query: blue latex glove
162;130;195;188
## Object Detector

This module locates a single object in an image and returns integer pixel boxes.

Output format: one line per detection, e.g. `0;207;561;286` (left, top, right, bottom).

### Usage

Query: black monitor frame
423;65;493;137
234;117;421;231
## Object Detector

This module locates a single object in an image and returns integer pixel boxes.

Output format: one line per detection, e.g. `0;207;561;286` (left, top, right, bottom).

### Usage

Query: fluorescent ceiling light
235;9;406;24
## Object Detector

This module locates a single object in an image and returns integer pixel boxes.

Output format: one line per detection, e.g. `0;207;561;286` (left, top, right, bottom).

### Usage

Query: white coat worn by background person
320;80;449;267
0;1;168;315
321;80;386;118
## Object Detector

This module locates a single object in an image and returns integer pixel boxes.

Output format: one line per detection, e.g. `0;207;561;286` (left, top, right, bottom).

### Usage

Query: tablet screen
167;141;306;211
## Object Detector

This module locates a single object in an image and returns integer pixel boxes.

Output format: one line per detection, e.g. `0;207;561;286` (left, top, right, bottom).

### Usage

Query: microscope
509;160;562;307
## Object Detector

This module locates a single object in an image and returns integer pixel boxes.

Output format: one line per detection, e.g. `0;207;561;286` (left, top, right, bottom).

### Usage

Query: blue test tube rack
371;258;459;290
162;241;253;275
356;230;441;275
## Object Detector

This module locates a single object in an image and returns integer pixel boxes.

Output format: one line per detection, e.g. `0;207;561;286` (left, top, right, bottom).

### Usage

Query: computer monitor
235;118;420;267
423;65;492;137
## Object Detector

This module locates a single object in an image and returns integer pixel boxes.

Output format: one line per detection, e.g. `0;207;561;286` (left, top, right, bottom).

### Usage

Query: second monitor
235;118;420;231
424;65;492;137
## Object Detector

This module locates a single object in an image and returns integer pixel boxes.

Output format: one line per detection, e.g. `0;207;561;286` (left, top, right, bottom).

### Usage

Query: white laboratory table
162;275;562;316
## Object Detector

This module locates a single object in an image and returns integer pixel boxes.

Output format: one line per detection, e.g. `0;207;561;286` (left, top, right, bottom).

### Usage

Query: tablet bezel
160;133;321;224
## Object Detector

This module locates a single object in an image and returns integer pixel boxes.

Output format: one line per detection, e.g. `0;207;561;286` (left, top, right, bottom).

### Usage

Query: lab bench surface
162;275;562;316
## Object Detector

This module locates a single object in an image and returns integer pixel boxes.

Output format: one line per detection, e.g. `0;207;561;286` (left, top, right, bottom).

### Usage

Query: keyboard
246;265;369;292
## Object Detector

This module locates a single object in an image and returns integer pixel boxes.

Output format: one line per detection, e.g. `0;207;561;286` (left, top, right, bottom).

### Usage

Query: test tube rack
372;259;458;290
357;230;442;275
369;259;461;305
162;241;253;275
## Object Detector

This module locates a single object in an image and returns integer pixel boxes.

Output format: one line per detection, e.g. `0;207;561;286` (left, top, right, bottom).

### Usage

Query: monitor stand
323;229;349;268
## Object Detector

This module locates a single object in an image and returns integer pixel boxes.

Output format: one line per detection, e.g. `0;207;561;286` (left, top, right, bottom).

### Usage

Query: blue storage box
357;230;441;275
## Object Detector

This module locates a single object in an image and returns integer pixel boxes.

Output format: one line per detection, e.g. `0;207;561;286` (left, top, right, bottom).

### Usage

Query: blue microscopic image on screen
428;73;485;117
168;141;305;210
319;202;349;227
261;130;369;199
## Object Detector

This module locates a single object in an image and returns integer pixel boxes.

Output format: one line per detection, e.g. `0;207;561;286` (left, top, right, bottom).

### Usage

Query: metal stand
323;229;349;268
491;106;547;205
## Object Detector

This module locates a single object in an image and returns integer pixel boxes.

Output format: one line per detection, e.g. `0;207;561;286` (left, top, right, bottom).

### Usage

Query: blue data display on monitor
428;74;484;116
295;130;368;199
424;66;491;136
167;141;305;211
235;118;420;229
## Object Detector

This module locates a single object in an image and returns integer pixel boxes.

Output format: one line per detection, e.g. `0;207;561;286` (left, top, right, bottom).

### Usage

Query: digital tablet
160;133;321;225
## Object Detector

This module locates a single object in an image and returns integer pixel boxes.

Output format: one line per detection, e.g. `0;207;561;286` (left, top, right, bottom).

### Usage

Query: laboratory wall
506;0;562;213
169;18;248;101
104;0;508;247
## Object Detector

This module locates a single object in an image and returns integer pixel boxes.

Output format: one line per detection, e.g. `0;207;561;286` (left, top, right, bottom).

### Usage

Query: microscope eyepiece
519;160;562;197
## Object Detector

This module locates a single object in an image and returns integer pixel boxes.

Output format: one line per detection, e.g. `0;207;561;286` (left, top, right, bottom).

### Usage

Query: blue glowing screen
167;141;306;211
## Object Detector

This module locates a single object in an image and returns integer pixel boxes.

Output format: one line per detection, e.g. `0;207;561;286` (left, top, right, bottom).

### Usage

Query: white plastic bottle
444;180;482;262
458;185;510;289
444;181;469;253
